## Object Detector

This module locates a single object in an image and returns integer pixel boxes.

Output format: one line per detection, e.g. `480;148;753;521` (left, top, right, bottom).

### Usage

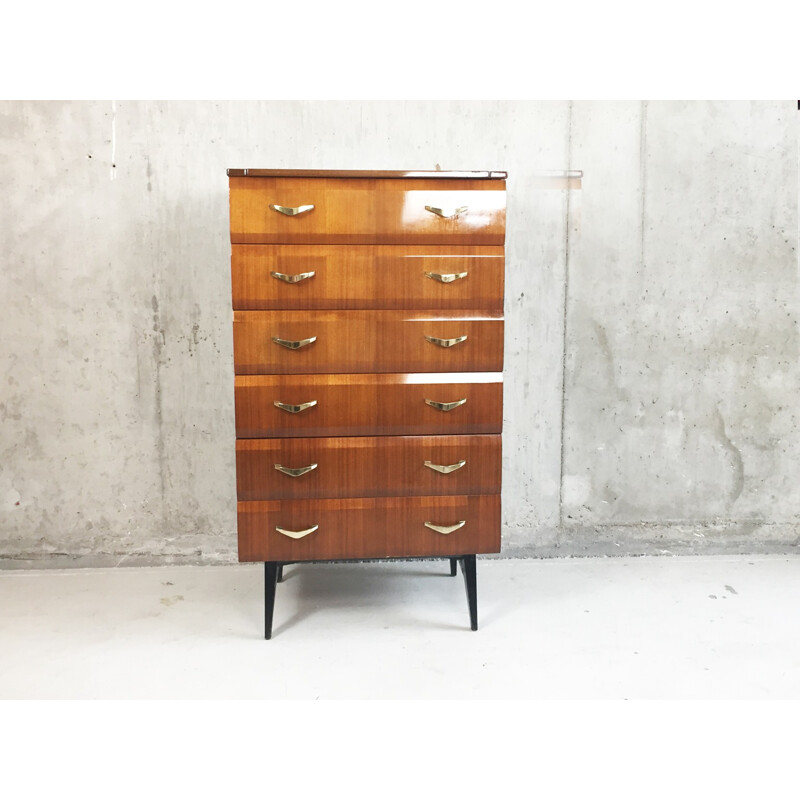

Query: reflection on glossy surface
234;310;503;375
235;373;502;438
424;334;468;348
402;190;505;231
236;435;500;501
232;245;504;311
400;371;502;385
230;178;506;245
275;524;319;539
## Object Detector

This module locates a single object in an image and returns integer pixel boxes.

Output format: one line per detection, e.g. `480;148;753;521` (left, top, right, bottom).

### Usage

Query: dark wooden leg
449;558;458;577
276;564;284;583
459;555;478;631
264;561;279;640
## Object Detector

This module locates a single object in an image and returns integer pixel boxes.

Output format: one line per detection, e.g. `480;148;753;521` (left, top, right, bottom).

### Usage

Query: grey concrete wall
0;100;797;567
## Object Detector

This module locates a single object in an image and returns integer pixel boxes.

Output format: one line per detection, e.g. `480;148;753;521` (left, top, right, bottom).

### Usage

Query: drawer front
238;494;501;561
233;310;504;374
229;177;506;245
235;372;503;438
236;434;501;501
231;244;505;310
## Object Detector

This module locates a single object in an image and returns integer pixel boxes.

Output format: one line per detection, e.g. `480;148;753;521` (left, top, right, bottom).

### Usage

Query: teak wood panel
229;177;506;245
235;434;501;501
235;372;503;438
233;310;504;375
237;494;501;561
231;245;505;310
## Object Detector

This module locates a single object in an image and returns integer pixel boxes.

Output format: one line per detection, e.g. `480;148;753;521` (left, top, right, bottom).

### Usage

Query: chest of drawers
227;168;506;638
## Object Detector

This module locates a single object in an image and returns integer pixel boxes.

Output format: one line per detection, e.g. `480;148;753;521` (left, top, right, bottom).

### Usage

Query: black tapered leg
264;561;279;640
276;564;284;583
459;555;478;631
449;558;458;577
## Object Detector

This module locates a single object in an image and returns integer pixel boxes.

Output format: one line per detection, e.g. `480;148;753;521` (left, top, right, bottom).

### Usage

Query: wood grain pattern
235;372;503;438
237;494;501;561
233;310;504;374
236;434;501;501
229;177;506;245
231;244;504;310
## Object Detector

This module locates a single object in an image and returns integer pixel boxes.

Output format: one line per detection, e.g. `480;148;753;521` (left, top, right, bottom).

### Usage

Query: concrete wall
0;100;797;567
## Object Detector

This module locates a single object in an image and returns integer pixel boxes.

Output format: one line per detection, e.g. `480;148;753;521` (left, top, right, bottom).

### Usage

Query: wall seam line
558;101;574;535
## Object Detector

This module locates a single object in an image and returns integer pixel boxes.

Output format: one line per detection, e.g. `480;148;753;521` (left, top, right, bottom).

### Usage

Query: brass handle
276;524;319;540
269;204;315;216
425;398;467;412
425;271;468;283
424;459;466;474
424;520;466;535
274;400;317;414
274;463;317;477
425;205;468;219
425;335;467;348
272;335;317;350
270;270;316;284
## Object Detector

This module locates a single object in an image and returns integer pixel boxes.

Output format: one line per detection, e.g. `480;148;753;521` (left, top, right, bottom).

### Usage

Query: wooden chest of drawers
227;168;506;637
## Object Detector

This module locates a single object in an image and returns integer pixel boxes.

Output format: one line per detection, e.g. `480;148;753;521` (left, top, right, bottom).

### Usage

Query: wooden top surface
226;168;507;179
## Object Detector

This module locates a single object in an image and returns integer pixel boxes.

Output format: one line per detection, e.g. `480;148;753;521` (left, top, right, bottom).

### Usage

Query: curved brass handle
269;204;315;216
274;400;317;414
425;398;467;412
425;335;467;348
274;463;318;477
424;520;466;535
276;524;319;539
425;205;468;219
272;336;317;350
424;459;466;474
425;271;468;283
270;270;316;284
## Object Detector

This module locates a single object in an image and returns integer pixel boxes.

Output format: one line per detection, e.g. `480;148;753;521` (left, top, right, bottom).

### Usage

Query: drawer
233;310;504;375
237;494;501;561
236;434;501;501
231;244;504;310
229;177;506;245
235;372;503;438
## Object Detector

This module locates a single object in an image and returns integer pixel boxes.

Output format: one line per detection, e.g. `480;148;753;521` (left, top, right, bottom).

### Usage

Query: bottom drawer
238;494;500;562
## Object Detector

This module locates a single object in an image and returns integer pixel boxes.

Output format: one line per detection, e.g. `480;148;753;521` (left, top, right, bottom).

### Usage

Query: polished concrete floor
1;554;799;699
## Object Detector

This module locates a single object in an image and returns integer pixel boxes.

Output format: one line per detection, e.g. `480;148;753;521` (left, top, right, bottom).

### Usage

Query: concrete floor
1;554;799;699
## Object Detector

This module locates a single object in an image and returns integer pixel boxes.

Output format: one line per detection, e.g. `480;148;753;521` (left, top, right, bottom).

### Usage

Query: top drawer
229;177;506;245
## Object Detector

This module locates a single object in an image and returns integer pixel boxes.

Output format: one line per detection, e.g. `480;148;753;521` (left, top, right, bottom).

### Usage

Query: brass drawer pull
269;204;315;216
272;335;317;350
424;459;466;474
274;463;318;477
270;270;316;284
424;205;468;219
424;520;466;535
425;334;467;348
425;398;467;412
425;271;468;283
274;400;317;414
276;524;319;539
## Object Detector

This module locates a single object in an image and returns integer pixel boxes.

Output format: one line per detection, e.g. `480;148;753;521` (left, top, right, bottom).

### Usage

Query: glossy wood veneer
238;494;501;561
235;372;503;438
229;177;506;245
228;169;508;179
233;310;504;375
236;434;501;501
231;244;505;310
